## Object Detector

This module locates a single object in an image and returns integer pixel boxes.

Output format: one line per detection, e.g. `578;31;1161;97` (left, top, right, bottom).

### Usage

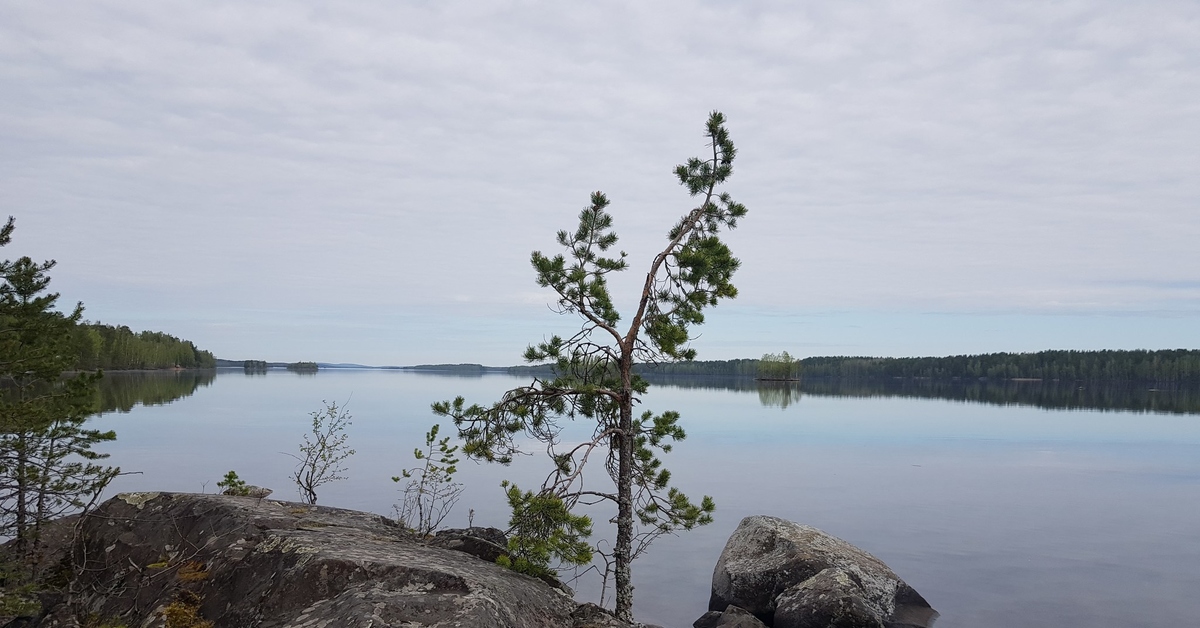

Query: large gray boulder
773;568;884;628
709;516;936;628
26;492;637;628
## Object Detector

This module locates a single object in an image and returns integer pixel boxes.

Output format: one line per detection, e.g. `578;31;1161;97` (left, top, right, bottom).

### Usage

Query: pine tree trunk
614;355;635;622
14;433;28;554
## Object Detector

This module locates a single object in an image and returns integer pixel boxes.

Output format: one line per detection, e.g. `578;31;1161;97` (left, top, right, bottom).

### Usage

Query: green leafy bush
289;400;355;504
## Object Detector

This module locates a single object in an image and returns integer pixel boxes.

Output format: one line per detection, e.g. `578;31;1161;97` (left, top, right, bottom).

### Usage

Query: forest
69;322;216;371
506;359;763;378
286;361;319;373
619;349;1200;386
796;349;1200;385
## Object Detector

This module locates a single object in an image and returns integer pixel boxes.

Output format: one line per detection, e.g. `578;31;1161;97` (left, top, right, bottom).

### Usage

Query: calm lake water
88;369;1200;628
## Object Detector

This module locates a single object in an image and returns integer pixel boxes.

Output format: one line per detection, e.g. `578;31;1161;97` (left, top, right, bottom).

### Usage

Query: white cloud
2;0;1198;362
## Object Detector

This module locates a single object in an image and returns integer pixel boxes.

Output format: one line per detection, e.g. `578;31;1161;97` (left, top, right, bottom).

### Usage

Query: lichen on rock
20;493;642;628
116;491;161;510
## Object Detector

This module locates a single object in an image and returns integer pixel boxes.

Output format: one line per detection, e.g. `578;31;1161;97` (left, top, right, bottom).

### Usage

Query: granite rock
25;493;638;628
709;515;936;628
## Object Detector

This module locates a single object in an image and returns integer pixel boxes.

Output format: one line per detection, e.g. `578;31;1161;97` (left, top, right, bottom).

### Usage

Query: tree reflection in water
91;369;217;414
756;382;803;409
640;373;1200;414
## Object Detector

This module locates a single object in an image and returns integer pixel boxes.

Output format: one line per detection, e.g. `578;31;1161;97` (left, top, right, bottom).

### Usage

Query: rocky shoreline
4;493;934;628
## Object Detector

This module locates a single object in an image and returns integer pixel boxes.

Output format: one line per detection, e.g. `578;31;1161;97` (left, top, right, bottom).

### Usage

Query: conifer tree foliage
495;480;593;581
434;112;746;620
0;217;118;574
69;323;216;371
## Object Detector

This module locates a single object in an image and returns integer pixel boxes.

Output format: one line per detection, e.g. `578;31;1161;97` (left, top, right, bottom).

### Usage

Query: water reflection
640;374;1200;414
89;368;1200;418
756;382;803;409
86;368;1200;627
92;369;217;414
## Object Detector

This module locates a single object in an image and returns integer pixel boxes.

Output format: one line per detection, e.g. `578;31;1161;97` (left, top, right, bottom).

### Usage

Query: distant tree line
70;322;216;371
798;349;1200;385
286;361;319;373
633;358;760;378
519;349;1200;386
410;363;488;372
506;359;763;378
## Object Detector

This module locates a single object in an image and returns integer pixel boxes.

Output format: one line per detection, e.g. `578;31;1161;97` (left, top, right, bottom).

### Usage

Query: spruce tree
435;112;746;620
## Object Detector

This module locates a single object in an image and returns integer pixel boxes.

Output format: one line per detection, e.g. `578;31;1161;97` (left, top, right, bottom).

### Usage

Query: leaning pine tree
434;111;746;620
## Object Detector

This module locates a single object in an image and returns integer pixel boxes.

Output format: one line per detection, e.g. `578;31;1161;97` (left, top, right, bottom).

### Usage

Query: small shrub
0;588;40;618
162;592;212;628
0;560;41;616
82;613;128;628
288;400;355;504
393;424;463;536
216;471;249;496
176;560;208;583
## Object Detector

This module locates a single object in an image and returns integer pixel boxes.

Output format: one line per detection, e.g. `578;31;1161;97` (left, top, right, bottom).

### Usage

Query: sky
2;1;1198;366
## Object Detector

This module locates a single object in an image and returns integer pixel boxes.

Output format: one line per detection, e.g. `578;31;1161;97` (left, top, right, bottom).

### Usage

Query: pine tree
0;217;118;574
434;112;745;620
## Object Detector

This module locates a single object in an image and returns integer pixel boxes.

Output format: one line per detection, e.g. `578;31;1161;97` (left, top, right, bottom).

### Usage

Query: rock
694;610;725;628
693;604;770;628
773;568;883;628
244;485;273;498
431;526;509;563
709;515;936;627
428;526;572;595
221;484;272;498
30;492;639;628
572;602;629;628
439;526;508;548
425;526;574;595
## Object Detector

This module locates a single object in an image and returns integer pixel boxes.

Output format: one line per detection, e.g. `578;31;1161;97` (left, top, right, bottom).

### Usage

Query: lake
88;369;1200;628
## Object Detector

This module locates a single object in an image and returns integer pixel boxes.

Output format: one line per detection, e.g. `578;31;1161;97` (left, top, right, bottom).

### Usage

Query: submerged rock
25;492;638;628
708;515;936;628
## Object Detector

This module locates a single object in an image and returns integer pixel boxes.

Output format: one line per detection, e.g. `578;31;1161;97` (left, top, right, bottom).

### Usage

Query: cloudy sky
2;1;1198;365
